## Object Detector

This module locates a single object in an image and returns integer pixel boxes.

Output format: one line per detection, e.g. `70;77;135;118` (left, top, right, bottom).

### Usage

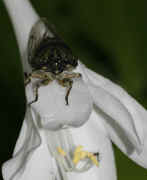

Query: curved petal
78;62;147;167
11;129;57;180
3;0;39;71
68;110;117;180
130;138;147;168
2;107;42;180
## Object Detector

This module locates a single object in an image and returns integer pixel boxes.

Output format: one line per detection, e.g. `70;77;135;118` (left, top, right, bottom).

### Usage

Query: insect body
25;18;81;105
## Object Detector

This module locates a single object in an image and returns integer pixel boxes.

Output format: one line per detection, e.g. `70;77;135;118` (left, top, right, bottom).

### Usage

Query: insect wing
28;18;59;62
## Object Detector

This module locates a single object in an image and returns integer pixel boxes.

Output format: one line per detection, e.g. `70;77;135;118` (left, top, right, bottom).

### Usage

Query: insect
25;18;81;105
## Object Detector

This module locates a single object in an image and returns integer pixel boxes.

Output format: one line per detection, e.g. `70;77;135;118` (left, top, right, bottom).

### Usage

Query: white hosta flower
2;0;147;180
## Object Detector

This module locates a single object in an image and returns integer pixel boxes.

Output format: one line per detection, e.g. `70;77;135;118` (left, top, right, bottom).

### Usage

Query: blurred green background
0;0;147;179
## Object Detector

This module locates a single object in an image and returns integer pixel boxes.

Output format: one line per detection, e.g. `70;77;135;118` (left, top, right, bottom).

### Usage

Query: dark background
0;0;147;179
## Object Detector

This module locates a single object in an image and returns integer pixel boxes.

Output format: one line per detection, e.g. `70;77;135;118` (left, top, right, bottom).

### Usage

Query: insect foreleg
28;78;52;105
61;72;82;79
28;83;40;105
66;83;73;105
24;72;31;86
58;78;73;105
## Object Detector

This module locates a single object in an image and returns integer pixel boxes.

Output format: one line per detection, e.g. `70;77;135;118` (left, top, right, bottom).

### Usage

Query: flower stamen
57;147;67;156
57;145;99;168
72;146;99;167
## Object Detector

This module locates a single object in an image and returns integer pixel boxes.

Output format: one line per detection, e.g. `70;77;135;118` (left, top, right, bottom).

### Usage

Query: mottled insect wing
28;18;60;62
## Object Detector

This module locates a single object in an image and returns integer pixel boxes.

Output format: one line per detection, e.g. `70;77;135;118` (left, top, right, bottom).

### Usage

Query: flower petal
130;125;147;168
68;110;117;180
26;79;92;131
3;0;39;71
2;107;41;180
78;62;146;156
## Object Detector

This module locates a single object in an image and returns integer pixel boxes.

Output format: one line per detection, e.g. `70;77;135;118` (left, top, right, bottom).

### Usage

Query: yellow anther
90;155;99;166
73;154;81;165
87;152;93;158
73;158;80;165
57;147;66;156
79;151;87;159
74;145;83;154
73;151;87;164
72;146;99;167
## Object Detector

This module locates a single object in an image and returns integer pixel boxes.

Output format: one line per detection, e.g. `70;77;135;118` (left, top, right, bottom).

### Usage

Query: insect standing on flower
25;18;81;105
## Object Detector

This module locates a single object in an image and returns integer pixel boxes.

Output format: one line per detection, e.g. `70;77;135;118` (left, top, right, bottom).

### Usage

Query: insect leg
28;79;52;105
62;72;82;79
58;78;73;105
24;71;47;86
24;72;31;86
29;83;40;105
65;82;73;105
